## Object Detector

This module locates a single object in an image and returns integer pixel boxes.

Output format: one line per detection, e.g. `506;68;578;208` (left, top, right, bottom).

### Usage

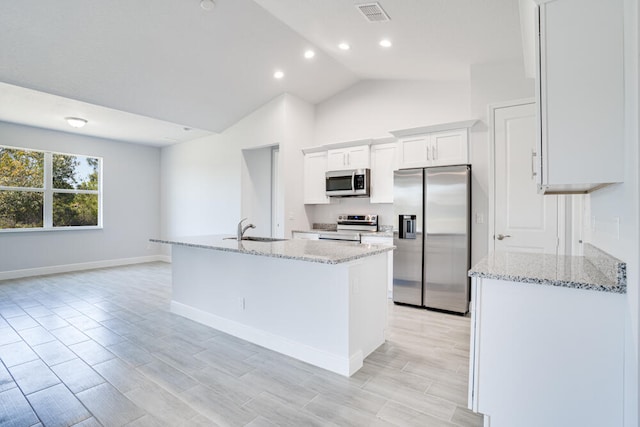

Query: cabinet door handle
531;150;537;180
426;144;430;161
347;152;350;165
432;145;437;160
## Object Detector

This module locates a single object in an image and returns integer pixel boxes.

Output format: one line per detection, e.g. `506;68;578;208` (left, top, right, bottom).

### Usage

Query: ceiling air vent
356;2;390;23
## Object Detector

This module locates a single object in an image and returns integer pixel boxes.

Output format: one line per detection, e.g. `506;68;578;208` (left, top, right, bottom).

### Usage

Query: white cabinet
303;150;329;205
469;277;624;427
391;120;476;170
360;235;394;296
370;142;396;204
535;0;624;193
327;145;370;171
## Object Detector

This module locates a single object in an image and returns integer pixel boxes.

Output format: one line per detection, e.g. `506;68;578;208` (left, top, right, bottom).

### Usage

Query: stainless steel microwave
325;169;370;197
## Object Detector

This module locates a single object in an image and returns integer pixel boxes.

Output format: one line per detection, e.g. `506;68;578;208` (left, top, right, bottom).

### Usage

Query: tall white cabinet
535;0;624;193
303;148;330;205
369;139;397;204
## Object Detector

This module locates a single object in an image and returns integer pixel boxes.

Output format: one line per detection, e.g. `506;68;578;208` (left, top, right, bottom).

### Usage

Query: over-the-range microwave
325;168;370;197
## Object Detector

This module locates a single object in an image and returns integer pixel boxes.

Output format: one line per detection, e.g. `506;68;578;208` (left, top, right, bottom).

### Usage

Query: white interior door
494;102;559;254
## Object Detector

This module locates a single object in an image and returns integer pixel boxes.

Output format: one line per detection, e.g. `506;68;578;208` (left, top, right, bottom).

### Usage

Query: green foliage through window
0;146;101;230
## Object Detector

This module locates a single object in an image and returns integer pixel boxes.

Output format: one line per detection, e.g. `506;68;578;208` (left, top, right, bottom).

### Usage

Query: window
0;146;102;230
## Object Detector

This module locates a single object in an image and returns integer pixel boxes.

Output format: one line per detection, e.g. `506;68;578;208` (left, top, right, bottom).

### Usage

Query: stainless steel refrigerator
393;165;471;314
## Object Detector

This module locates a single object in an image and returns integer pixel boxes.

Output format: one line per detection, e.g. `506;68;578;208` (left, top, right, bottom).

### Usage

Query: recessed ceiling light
304;50;315;59
65;117;87;128
274;70;284;79
200;0;215;11
379;39;392;48
338;42;350;51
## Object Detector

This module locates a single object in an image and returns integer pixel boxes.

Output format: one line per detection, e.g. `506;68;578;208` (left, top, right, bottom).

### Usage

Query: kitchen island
150;235;394;376
467;244;626;427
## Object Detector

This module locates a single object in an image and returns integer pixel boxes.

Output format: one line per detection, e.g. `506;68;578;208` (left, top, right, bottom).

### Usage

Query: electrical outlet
238;297;245;311
475;213;484;224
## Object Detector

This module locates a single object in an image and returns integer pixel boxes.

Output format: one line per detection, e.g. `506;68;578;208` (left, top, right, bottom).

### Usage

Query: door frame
487;98;566;254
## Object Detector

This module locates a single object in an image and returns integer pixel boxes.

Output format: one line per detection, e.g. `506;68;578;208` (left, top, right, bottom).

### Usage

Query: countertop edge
150;238;394;265
468;244;627;294
468;271;627;294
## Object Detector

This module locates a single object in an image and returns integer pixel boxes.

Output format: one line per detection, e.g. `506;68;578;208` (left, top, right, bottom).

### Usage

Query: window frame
0;145;103;232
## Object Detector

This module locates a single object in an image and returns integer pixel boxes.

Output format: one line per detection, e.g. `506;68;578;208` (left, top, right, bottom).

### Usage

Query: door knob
496;234;512;240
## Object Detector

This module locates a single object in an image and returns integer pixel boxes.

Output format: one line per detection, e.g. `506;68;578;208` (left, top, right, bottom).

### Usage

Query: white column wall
587;1;639;424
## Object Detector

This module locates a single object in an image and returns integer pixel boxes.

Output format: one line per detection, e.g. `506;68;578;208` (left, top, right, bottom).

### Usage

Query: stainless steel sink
242;236;287;242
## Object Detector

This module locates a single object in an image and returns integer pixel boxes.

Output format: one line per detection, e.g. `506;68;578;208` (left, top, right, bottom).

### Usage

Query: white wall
309;72;534;265
469;61;535;264
309;79;471;230
241;146;274;235
161;95;285;238
0;121;161;274
161;94;314;239
314;79;471;145
587;0;639;424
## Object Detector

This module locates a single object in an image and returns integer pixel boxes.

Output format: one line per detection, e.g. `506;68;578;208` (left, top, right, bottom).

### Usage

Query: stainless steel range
318;215;378;242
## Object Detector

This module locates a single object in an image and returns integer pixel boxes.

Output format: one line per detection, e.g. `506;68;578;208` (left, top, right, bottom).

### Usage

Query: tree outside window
0;146;102;230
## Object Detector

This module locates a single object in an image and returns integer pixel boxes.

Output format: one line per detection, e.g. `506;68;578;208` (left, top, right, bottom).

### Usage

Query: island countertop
151;235;394;265
468;243;626;294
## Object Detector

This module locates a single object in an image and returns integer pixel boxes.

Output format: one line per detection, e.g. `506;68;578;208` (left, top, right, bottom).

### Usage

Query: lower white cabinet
370;142;396;204
468;278;624;427
360;235;394;296
303;150;329;205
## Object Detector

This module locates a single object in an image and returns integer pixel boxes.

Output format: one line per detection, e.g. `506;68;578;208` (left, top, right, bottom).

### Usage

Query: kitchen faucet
237;218;256;241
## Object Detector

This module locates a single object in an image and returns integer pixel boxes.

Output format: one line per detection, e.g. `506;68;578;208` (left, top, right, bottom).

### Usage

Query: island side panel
348;252;388;374
170;244;374;376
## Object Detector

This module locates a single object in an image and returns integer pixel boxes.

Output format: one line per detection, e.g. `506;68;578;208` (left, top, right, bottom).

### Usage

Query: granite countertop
469;244;626;294
151;235;394;265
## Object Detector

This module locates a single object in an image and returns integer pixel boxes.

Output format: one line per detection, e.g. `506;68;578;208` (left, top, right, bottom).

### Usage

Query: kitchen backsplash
312;223;337;231
306;197;394;230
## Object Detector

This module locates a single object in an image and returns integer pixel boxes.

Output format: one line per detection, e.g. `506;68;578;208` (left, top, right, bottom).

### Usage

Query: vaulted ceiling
0;0;523;145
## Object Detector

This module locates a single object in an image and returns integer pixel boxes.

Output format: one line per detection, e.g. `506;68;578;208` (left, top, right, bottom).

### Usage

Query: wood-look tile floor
0;262;483;427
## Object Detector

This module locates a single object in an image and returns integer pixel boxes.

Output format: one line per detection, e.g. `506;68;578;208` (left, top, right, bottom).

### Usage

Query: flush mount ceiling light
273;70;284;79
379;39;392;48
338;42;350;50
304;50;315;59
200;0;215;11
65;117;87;128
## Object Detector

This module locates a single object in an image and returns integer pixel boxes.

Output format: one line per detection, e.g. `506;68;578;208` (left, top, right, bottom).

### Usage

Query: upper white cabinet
370;140;397;204
327;144;370;171
303;149;330;205
391;120;477;170
535;0;624;194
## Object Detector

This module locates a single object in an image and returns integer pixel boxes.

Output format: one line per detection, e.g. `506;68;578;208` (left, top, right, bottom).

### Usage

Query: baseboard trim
171;300;355;376
0;255;170;281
